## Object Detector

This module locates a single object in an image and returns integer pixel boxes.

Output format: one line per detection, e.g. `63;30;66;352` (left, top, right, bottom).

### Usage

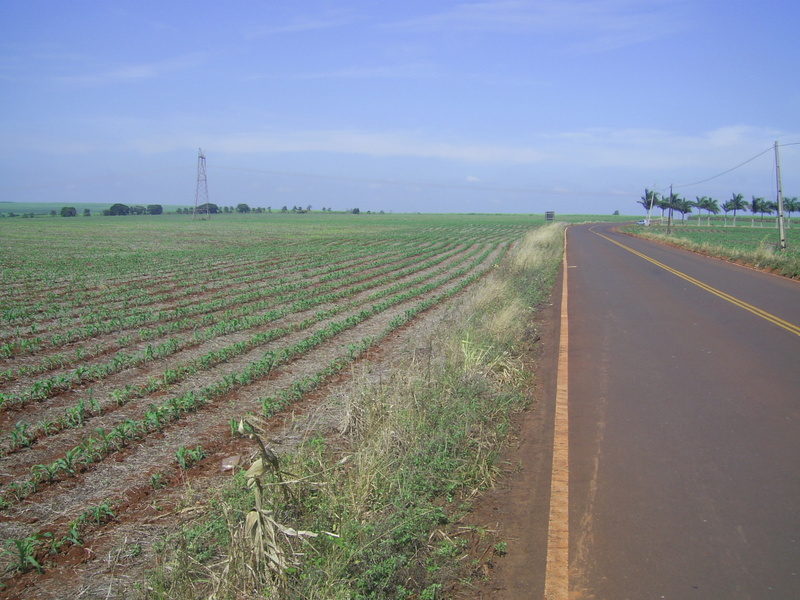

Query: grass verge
140;223;565;600
624;224;800;279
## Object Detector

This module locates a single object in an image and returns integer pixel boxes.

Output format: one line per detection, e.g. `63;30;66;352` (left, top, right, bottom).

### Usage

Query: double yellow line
592;228;800;337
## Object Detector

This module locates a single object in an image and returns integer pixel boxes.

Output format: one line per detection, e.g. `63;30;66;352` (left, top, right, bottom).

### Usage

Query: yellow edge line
592;229;800;337
544;226;571;599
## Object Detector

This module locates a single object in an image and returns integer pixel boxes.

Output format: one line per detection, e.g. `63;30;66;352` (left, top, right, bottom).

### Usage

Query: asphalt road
564;223;800;599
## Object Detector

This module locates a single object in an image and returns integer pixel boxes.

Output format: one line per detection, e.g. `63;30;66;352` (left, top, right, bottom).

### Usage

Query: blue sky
2;1;799;214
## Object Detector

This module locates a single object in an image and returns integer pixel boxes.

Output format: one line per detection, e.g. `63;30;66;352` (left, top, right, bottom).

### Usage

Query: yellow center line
592;228;800;337
544;227;571;599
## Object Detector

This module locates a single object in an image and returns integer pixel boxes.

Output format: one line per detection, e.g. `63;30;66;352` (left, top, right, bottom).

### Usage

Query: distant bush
109;203;130;216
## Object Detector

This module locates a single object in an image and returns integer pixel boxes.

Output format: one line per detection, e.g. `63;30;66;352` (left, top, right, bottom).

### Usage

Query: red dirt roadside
454;275;561;599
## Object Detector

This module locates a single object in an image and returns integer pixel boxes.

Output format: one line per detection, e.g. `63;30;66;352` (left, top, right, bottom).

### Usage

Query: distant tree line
638;189;800;227
99;203;164;216
1;203;376;219
56;203;165;216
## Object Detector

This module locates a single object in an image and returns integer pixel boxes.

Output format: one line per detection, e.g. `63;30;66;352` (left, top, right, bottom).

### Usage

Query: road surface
559;222;800;599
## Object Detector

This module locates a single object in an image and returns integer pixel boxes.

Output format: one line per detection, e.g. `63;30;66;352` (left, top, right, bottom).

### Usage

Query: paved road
565;223;800;599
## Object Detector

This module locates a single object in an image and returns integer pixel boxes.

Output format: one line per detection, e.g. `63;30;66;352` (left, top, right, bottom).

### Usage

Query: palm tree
655;195;670;223
750;196;766;227
638;189;659;224
784;197;799;228
764;201;777;227
694;196;708;225
729;193;747;227
674;197;693;224
704;197;720;226
721;200;732;226
667;193;683;229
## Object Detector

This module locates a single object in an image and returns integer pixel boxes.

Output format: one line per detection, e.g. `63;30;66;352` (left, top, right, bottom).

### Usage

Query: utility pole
194;148;210;220
666;184;674;234
775;141;787;250
646;185;657;226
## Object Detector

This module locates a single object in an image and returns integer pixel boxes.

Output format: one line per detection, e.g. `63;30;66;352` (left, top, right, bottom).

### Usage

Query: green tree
784;196;799;227
749;196;766;227
147;204;163;215
83;208;91;217
721;200;732;226
655;195;671;223
674;197;693;223
236;203;251;213
729;193;747;227
60;206;77;217
764;201;777;226
638;188;659;224
693;196;707;224
703;197;720;226
109;203;130;216
196;203;219;214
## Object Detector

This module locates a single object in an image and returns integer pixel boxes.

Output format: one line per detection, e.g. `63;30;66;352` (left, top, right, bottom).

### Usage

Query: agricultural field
624;221;800;278
0;211;558;597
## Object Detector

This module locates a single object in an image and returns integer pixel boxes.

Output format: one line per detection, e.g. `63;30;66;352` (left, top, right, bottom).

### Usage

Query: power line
673;145;773;189
213;165;630;197
673;141;800;190
0;166;186;192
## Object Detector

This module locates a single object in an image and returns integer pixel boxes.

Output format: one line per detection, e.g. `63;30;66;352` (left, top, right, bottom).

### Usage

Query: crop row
0;239;494;462
0;241;479;406
0;240;490;454
0;239;426;334
0;240;504;508
0;240;458;362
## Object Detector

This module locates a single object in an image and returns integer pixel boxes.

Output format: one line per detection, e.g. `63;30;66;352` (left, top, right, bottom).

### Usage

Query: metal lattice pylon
194;148;210;220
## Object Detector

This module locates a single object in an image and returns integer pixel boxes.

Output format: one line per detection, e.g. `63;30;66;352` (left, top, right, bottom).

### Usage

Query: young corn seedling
9;421;33;448
175;445;206;470
86;499;115;525
2;534;45;573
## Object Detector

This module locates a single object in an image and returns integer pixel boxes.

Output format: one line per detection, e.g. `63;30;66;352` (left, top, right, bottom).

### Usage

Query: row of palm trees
638;190;800;227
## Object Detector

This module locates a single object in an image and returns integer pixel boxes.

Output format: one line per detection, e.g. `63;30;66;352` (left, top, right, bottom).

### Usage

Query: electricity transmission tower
194;148;210;220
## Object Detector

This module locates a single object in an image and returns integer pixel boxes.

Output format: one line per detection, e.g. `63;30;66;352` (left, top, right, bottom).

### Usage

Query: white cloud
134;129;548;164
246;11;359;36
542;125;788;171
390;0;689;52
297;62;438;80
56;55;201;86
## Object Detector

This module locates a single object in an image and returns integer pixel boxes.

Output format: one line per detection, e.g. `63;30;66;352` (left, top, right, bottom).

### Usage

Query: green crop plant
64;398;86;427
2;534;45;573
151;472;167;489
54;447;83;476
9;420;33;448
76;437;101;462
31;461;62;484
61;520;83;547
176;445;206;470
86;499;115;525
